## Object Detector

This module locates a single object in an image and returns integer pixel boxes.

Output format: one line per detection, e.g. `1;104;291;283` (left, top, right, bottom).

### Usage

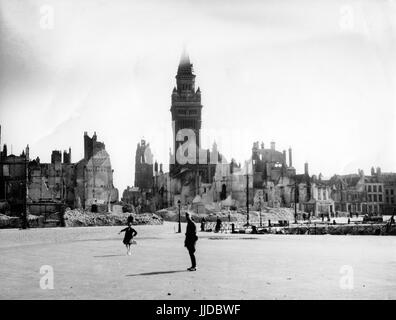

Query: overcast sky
0;0;395;192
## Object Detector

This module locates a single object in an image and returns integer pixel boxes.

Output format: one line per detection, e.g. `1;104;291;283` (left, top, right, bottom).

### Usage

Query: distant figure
119;221;137;255
268;219;271;227
348;218;350;224
333;220;336;225
321;214;324;222
228;210;231;222
390;215;395;225
252;225;258;234
215;217;222;233
200;217;206;232
185;212;198;271
127;214;134;224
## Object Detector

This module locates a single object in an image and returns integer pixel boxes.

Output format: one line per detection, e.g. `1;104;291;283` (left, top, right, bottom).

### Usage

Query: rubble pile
286;223;396;236
0;214;20;228
0;214;43;228
64;208;163;227
156;206;298;223
28;214;44;227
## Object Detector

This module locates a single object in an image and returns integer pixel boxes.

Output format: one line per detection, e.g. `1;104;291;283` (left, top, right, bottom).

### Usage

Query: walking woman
185;212;198;271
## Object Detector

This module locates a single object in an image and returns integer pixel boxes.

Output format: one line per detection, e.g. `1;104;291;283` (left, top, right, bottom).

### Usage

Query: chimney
283;150;287;165
160;163;163;173
271;141;275;150
154;161;158;173
25;144;29;161
3;144;7;157
288;147;293;167
261;142;264;150
304;162;309;176
376;167;381;176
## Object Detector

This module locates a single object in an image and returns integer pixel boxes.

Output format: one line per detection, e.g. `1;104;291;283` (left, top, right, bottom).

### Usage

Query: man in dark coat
200;217;206;232
127;214;134;224
185;212;198;271
215;216;222;233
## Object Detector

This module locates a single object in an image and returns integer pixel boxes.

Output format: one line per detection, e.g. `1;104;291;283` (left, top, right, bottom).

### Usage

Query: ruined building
26;131;119;216
330;170;367;215
75;132;118;211
0;126;29;216
251;141;297;206
134;139;153;191
28;149;75;216
120;139;154;212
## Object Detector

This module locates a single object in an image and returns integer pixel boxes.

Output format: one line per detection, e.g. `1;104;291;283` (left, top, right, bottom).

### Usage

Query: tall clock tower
170;50;203;173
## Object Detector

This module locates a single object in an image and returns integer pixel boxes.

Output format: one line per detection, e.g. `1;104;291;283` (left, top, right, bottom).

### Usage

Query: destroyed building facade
26;131;119;216
75;132;119;211
0;126;29;216
134;139;153;191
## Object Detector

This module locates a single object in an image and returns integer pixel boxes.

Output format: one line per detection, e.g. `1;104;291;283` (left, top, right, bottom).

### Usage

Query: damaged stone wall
84;148;119;207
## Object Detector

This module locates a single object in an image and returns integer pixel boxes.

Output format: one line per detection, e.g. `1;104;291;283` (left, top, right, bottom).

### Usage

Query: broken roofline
170;127;253;167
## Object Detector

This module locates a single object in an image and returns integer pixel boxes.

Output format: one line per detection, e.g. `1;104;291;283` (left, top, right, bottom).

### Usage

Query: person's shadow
126;270;188;277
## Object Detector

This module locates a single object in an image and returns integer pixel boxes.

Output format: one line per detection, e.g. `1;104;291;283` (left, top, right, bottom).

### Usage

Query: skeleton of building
25;131;119;216
0;125;29;215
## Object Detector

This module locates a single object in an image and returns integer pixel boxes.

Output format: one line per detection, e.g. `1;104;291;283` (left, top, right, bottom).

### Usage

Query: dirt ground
0;222;395;299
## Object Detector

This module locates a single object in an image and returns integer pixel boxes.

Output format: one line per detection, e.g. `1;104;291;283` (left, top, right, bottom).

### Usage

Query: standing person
127;214;134;224
185;212;198;271
200;217;206;232
119;221;137;255
215;216;222;233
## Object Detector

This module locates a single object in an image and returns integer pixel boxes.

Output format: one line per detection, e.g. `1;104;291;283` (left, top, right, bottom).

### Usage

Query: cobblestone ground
1;222;396;299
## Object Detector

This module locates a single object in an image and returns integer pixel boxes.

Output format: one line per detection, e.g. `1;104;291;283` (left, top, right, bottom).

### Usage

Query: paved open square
1;222;396;299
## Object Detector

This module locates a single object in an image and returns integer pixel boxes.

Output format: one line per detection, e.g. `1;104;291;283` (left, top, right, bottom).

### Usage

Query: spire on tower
177;48;193;75
180;46;190;65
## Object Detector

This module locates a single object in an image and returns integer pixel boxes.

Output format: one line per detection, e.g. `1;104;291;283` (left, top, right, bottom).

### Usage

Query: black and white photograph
0;0;396;308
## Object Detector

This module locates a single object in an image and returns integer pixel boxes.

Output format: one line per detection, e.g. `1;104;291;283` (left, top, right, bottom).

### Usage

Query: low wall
284;223;396;236
0;214;45;229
